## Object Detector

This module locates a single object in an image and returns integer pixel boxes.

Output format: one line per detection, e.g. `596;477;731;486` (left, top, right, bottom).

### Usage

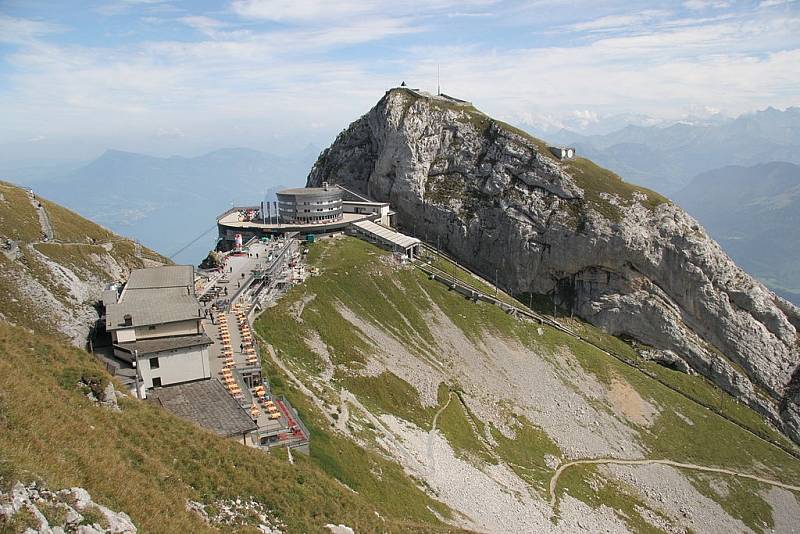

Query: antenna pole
437;64;440;95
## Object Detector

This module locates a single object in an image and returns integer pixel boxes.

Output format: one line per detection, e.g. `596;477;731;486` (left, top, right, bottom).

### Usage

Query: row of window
284;213;342;223
278;199;341;206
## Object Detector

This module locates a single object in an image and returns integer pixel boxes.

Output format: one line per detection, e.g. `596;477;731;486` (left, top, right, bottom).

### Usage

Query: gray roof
106;295;200;330
105;266;201;330
126;265;194;290
101;289;119;305
148;379;257;437
115;333;213;357
351;220;421;249
278;187;335;195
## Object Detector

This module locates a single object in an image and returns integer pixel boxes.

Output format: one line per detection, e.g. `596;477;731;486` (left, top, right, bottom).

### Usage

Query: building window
148;325;156;331
150;357;160;369
152;377;162;388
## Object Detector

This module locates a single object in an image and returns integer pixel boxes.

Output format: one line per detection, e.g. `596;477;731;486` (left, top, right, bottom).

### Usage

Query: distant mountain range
537;107;800;194
22;147;313;264
673;161;800;305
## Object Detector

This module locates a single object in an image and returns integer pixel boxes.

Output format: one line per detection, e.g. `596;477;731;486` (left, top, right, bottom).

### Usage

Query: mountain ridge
538;106;800;194
307;87;800;445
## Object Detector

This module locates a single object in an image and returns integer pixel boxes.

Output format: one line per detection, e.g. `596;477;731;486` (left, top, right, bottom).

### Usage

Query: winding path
427;391;453;475
549;457;800;508
28;193;54;241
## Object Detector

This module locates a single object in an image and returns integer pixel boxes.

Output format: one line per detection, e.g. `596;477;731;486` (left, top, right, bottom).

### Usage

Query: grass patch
540;320;800;481
560;157;668;222
490;416;561;496
0;504;39;532
342;372;437;431
687;473;774;534
436;390;493;462
0;181;41;242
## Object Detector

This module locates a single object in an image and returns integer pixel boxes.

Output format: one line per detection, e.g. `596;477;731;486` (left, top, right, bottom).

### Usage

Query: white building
105;265;212;396
549;146;576;160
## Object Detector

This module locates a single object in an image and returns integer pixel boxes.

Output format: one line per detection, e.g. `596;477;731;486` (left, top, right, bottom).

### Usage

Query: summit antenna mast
437;64;441;95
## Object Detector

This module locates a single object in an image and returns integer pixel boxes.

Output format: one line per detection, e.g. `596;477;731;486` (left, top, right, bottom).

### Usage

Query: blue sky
1;0;799;161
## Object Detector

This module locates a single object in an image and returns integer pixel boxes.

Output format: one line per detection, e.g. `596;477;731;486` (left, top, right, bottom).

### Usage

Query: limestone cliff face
307;88;800;443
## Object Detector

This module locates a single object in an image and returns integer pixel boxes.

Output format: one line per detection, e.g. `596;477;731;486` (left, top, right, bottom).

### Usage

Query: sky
1;0;799;163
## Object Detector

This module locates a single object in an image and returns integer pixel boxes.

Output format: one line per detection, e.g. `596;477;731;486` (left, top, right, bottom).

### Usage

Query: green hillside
0;184;469;533
256;236;800;533
0;180;167;340
0;322;469;533
2;182;799;532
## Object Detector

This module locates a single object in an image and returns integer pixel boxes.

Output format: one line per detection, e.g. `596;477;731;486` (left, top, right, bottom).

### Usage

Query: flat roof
105;265;201;330
126;265;194;290
351;220;421;249
115;333;213;358
344;200;390;207
277;187;338;195
106;297;200;330
147;379;257;437
218;210;370;231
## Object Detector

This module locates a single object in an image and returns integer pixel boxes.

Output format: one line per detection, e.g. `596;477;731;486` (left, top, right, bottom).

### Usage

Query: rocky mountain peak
308;87;800;444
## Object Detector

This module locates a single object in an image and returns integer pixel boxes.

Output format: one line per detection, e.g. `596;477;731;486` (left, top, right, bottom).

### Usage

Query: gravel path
28;193;54;241
427;391;453;476
549;457;800;508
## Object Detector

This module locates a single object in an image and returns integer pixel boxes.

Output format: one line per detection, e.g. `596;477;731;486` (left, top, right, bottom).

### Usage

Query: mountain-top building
549;146;576;160
216;184;394;248
277;182;343;224
103;265;212;396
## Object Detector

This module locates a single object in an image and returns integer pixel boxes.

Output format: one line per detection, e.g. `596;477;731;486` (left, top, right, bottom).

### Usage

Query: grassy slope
0;184;469;532
257;236;800;533
0;181;168;340
0;182;42;242
0;322;470;533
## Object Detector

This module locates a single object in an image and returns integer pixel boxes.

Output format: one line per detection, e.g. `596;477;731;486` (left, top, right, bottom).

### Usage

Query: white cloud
571;110;600;128
93;0;176;16
683;0;731;10
0;15;63;44
231;0;371;22
759;0;797;7
1;1;798;159
566;10;671;32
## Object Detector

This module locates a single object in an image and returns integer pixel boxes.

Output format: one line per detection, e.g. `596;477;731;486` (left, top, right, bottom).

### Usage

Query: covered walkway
350;220;421;259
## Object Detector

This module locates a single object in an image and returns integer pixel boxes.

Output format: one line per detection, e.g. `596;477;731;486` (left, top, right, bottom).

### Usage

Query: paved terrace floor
218;211;370;232
199;239;309;447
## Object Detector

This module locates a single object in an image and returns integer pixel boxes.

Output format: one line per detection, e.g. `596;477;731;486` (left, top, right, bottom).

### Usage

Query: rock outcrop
307;88;800;443
0;481;136;533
